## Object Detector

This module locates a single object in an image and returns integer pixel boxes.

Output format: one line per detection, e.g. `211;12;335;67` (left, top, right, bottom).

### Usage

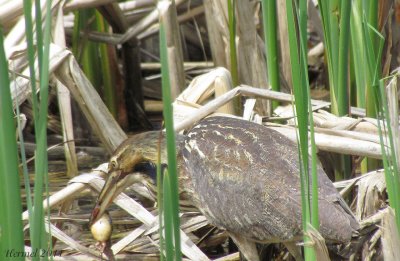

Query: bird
90;116;359;261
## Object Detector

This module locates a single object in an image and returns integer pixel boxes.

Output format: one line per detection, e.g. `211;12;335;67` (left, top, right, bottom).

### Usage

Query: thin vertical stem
262;0;280;109
337;0;351;116
159;3;182;258
228;0;238;87
0;26;24;261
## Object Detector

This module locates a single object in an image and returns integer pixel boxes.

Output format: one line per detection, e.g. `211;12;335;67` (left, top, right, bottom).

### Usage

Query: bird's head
90;131;167;225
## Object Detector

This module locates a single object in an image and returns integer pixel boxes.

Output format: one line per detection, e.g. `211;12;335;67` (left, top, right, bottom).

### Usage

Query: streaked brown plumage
90;116;359;260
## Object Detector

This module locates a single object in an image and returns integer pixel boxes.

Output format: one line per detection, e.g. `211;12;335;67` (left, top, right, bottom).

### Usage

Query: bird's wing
183;116;357;243
183;117;305;242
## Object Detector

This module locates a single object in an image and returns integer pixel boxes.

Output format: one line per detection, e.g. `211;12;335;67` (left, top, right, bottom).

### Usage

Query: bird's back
182;116;358;243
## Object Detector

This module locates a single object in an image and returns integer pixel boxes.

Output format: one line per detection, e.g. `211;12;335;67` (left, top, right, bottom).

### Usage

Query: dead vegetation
2;0;400;260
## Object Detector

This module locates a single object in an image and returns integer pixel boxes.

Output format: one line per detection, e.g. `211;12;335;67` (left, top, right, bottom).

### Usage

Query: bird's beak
90;153;146;226
90;169;124;226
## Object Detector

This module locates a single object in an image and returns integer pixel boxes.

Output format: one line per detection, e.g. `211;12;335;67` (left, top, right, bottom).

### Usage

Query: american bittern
90;116;358;260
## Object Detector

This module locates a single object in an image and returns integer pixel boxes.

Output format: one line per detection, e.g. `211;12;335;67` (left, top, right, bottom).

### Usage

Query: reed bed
0;0;399;260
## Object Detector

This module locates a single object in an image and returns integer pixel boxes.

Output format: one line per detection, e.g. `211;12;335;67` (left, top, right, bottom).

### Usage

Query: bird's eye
110;159;119;170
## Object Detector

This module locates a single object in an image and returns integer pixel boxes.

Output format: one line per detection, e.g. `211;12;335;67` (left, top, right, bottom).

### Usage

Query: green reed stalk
96;12;117;117
35;0;43;76
22;0;53;258
351;0;380;172
227;0;238;87
163;172;174;261
0;26;24;261
72;10;117;116
318;0;352;179
156;132;165;261
363;16;400;235
32;0;53;258
285;1;319;260
374;79;400;235
159;13;182;260
72;10;101;88
261;0;280;110
337;0;351;116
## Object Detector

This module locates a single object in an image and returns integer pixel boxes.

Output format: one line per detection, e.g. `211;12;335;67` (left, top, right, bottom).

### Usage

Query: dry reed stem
119;0;187;44
172;84;385;159
63;1;202;45
235;0;269;115
278;106;381;135
64;0;118;12
55;79;78;177
173;67;235;123
4;0;64;50
356;171;386;220
141;61;213;70
203;0;229;68
8;43;70;108
381;207;400;260
386;76;400;168
21;162;209;260
22;163;108;221
276;0;292;91
269;125;383;159
213;252;240;261
55;50;127;152
119;0;155;13
138;4;205;40
53;0;78;177
44;219;102;259
158;0;186;99
89;177;210;260
0;0;23;27
305;224;330;261
98;2;129;31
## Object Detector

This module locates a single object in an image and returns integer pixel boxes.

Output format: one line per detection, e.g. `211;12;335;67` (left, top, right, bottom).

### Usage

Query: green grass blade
72;10;117;116
156;133;165;261
96;12;117;117
375;79;400;234
317;0;340;115
318;0;352;179
285;1;319;259
14;83;34;234
159;10;182;260
297;0;320;239
227;0;238;87
163;172;174;261
22;0;43;256
23;0;39;123
261;0;280;109
285;0;312;259
350;4;367;108
337;0;351;116
350;1;381;173
297;0;319;231
73;10;101;89
369;27;400;235
372;78;400;235
362;7;379;119
30;0;53;258
0;26;25;261
361;15;379;133
35;0;43;76
368;0;379;50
